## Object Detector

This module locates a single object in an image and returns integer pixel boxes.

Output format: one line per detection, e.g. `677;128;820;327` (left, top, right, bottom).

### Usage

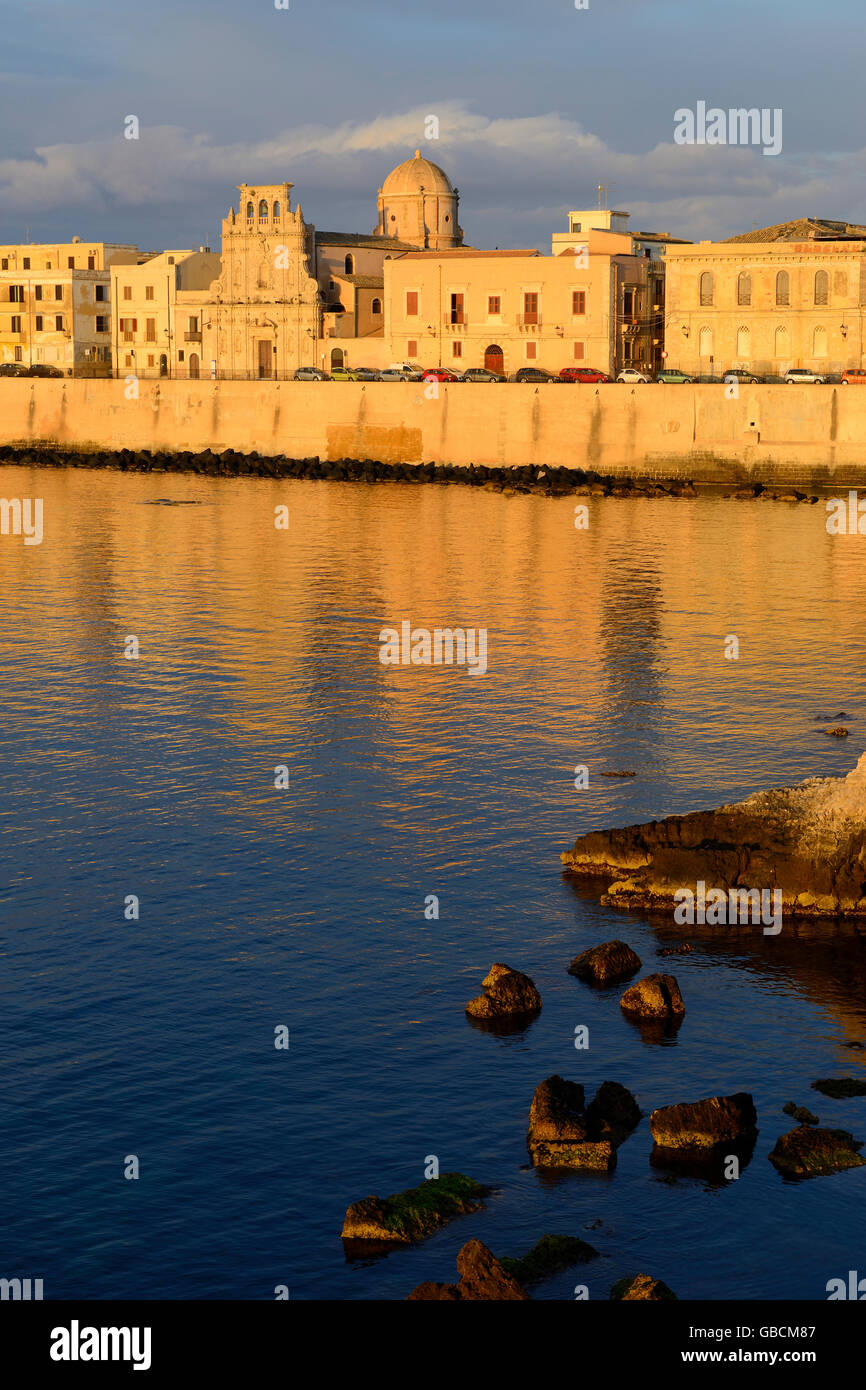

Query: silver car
784;368;826;384
376;367;417;381
616;367;652;384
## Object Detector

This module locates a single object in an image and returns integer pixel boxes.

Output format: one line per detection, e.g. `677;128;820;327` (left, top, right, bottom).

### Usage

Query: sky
0;0;863;252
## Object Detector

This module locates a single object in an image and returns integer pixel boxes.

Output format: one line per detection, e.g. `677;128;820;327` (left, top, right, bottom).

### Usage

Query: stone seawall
1;378;865;485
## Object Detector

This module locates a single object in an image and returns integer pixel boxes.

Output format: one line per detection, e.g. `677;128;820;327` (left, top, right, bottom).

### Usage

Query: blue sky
1;0;862;250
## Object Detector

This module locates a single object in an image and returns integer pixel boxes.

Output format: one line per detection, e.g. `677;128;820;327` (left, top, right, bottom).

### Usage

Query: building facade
111;249;222;378
664;219;866;376
0;239;139;375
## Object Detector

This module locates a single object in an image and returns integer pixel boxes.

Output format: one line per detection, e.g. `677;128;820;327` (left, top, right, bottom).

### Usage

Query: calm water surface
1;463;865;1300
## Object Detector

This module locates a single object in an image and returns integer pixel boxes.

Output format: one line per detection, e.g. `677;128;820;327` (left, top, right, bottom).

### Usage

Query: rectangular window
123;286;132;301
188;316;198;332
9;285;24;303
406;291;418;316
88;255;95;270
55;285;62;300
95;284;107;301
407;339;418;357
449;292;464;325
452;341;462;357
488;295;500;315
573;342;585;359
1;259;7;270
11;315;21;332
55;314;64;330
147;355;155;368
623;288;635;316
125;354;133;367
145;286;154;301
523;292;538;324
146;318;156;342
572;290;586;315
35;315;43;331
96;316;108;333
67;256;75;269
23;257;30;269
34;285;42;300
525;341;537;359
14;346;22;361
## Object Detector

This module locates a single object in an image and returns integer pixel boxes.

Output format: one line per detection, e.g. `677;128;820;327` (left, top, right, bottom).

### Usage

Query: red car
559;366;611;383
841;368;866;385
420;367;463;382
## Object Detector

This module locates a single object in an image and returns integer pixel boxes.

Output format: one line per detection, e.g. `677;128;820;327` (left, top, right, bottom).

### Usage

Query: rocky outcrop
649;1093;757;1152
407;1239;529;1300
561;754;866;918
499;1234;598;1287
611;1274;677;1301
783;1102;819;1126
341;1173;486;1248
568;940;641;985
769;1126;866;1178
812;1078;866;1099
465;963;541;1020
527;1075;640;1169
620;973;685;1020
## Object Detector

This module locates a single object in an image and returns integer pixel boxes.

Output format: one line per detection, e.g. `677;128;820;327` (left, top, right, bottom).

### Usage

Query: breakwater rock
407;1239;529;1301
561;753;866;919
341;1172;486;1251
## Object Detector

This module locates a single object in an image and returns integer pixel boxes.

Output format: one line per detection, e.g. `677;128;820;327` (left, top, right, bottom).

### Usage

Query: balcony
443;313;468;330
184;331;202;342
517;314;541;330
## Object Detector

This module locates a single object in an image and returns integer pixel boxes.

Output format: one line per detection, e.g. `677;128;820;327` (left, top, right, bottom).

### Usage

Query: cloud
0;101;862;247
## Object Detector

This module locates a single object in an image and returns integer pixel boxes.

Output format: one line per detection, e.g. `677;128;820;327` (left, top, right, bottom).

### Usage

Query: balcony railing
184;331;202;342
443;313;468;329
517;314;541;329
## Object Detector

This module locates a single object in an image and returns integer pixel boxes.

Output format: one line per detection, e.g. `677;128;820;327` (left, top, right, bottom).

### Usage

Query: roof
381;150;454;196
725;217;866;243
400;248;540;259
334;273;384;289
633;231;692;244
315;231;415;251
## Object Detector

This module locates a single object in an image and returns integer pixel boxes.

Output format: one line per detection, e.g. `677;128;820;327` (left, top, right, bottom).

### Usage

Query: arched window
330;348;344;369
246;202;254;220
699;272;713;306
699;326;713;358
344;254;354;274
814;270;829;306
736;325;751;360
371;298;382;315
273;201;281;218
813;325;828;356
258;199;268;219
775;270;789;306
737;272;751;306
774;325;789;358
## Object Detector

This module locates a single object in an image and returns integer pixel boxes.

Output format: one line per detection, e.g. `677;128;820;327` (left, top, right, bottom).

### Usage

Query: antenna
597;184;608;211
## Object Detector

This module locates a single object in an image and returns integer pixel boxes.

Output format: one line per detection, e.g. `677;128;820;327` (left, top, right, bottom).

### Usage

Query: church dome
381;150;455;196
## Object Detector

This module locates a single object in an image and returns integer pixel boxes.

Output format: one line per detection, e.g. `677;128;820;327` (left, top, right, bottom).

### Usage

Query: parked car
387;361;424;380
293;366;328;381
462;367;506;382
25;364;64;378
0;362;27;376
616;367;651;384
841;368;866;385
375;367;418;381
559;366;611;383
420;367;463;382
723;368;763;385
330;365;378;381
512;367;561;383
784;367;826;384
693;373;725;383
655;367;693;383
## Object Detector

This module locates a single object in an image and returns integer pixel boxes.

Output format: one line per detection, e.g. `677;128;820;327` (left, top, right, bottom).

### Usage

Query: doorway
257;340;273;379
484;344;504;374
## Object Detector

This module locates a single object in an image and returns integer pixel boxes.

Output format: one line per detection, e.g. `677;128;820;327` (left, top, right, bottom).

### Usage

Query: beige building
375;150;463;250
664;218;866;376
0;239;139;375
111;249;222;378
384;221;662;377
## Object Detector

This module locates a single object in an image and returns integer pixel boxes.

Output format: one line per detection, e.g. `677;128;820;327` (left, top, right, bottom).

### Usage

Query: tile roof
725;218;866;243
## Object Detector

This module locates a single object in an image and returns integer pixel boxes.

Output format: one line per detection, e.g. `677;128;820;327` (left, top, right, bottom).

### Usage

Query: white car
784;368;826;384
616;367;652;384
376;367;417;381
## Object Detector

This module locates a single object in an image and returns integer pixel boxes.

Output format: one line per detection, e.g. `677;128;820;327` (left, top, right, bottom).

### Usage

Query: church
172;152;464;379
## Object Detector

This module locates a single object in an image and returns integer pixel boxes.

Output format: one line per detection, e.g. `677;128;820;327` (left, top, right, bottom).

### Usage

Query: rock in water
611;1274;677;1301
769;1126;866;1178
407;1239;529;1300
527;1075;639;1170
620;973;685;1019
650;1093;757;1152
499;1234;598;1287
783;1102;819;1126
568;940;642;985
811;1078;866;1099
465;962;542;1019
341;1173;486;1246
561;752;866;917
